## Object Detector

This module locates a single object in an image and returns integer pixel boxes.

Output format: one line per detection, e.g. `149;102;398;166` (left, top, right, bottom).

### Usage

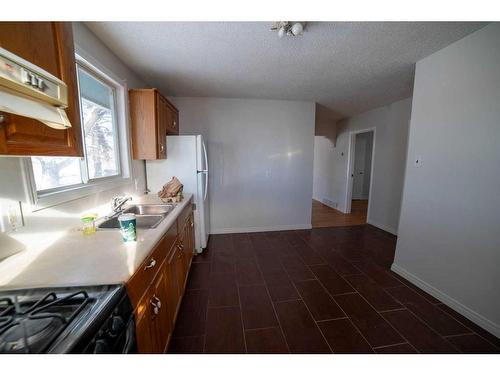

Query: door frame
344;128;376;217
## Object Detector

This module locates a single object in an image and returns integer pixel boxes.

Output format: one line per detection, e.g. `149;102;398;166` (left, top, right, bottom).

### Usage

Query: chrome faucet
111;196;132;215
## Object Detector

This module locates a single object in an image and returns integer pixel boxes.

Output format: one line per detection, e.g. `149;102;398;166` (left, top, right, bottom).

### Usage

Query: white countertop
0;194;192;291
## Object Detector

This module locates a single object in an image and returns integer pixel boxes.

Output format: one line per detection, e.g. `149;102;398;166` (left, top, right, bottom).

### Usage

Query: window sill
31;175;134;212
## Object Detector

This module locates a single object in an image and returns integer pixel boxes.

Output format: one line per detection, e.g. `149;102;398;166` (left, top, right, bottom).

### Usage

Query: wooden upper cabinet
0;22;83;156
129;88;179;160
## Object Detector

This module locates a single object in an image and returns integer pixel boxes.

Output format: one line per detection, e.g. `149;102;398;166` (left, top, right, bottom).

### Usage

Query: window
78;67;120;180
29;57;129;203
31;156;82;191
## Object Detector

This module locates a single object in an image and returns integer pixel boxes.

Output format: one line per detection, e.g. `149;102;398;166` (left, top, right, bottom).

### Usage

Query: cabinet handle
153;295;162;309
144;258;156;270
0;113;5;124
150;295;162;315
173;120;177;128
191;221;194;228
159;143;164;152
151;302;159;315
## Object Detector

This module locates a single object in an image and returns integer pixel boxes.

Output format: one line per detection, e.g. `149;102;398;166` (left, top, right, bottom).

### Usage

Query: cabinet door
172;110;179;134
0;22;83;156
150;266;172;353
165;246;181;325
134;288;157;353
156;93;167;159
165;103;179;135
183;214;194;271
174;239;187;298
130;89;158;160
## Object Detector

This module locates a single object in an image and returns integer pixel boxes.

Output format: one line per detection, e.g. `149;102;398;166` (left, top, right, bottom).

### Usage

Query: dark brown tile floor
168;225;500;354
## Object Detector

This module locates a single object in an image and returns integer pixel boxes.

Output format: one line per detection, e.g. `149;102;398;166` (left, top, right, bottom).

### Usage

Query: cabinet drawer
177;202;192;230
127;224;177;306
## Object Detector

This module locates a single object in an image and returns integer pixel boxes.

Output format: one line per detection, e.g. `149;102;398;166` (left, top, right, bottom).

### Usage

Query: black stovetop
0;285;125;354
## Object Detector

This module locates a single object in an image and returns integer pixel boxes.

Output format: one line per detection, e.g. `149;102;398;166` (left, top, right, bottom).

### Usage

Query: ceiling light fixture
271;22;305;38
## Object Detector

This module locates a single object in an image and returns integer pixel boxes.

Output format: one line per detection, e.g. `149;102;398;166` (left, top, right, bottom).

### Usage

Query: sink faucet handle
111;195;132;212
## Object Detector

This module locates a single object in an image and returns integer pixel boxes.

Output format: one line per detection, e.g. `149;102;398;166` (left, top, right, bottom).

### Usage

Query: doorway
344;129;375;221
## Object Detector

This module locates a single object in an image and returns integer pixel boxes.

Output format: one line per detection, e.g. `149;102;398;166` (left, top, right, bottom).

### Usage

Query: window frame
25;52;134;211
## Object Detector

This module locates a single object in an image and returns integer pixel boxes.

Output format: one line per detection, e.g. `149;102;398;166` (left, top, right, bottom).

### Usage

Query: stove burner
2;317;64;353
0;291;89;353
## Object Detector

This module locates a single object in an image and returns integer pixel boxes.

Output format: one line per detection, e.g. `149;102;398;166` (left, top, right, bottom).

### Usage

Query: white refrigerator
146;135;209;253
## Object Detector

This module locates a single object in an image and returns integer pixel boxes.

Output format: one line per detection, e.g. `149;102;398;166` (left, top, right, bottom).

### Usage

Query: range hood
0;47;72;130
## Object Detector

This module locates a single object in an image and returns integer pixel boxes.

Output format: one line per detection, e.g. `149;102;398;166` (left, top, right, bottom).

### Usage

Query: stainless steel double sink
97;204;175;230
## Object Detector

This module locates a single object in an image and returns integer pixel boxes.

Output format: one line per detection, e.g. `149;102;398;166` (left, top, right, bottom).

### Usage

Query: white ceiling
86;22;486;119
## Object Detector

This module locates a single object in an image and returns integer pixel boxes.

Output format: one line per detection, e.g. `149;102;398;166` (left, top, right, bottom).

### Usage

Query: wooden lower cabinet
134;290;154;353
174;239;186;298
128;203;195;353
165;245;181;325
152;269;172;352
184;213;195;268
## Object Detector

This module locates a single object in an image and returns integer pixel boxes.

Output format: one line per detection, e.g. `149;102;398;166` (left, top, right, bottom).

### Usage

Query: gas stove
0;285;136;354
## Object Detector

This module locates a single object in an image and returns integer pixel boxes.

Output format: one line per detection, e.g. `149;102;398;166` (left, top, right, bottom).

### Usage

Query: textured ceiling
86;22;487;119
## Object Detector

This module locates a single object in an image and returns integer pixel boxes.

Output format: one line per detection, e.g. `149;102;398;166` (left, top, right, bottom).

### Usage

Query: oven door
121;319;137;354
84;317;137;354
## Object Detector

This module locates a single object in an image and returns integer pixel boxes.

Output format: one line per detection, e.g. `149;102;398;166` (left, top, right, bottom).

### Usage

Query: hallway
311;199;368;228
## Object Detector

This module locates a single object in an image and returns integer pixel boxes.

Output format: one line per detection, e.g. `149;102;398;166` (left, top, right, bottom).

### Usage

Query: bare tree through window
82;97;118;179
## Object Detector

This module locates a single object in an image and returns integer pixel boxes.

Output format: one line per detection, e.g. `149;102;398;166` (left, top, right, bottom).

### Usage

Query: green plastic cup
118;213;137;242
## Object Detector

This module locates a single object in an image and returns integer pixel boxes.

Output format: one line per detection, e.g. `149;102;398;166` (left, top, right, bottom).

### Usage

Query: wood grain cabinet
127;202;195;353
129;88;179;160
0;22;83;156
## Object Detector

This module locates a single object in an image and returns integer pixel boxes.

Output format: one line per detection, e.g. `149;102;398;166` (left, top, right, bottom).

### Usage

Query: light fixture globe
271;21;306;38
291;22;303;36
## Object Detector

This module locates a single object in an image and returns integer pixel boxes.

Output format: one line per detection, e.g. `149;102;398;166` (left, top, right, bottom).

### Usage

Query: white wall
393;23;500;337
0;23;147;235
312;97;412;234
169;97;316;234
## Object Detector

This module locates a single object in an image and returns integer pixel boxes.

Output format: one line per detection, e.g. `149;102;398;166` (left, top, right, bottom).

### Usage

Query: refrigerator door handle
202;139;208;202
203;170;208;201
202;140;209;174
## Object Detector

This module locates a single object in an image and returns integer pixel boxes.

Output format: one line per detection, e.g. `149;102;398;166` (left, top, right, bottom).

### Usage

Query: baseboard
321;199;337;210
210;224;312;235
366;218;398;235
352;196;369;200
313;197;337;210
391;263;500;339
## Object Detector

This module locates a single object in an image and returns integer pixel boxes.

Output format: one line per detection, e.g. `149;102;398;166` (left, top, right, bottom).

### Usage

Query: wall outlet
0;201;23;233
414;156;423;168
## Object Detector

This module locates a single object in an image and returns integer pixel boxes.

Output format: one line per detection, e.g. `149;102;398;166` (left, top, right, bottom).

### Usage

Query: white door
352;136;367;199
352;132;373;200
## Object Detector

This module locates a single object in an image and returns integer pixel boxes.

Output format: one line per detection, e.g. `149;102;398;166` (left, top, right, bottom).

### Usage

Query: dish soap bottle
81;214;98;235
